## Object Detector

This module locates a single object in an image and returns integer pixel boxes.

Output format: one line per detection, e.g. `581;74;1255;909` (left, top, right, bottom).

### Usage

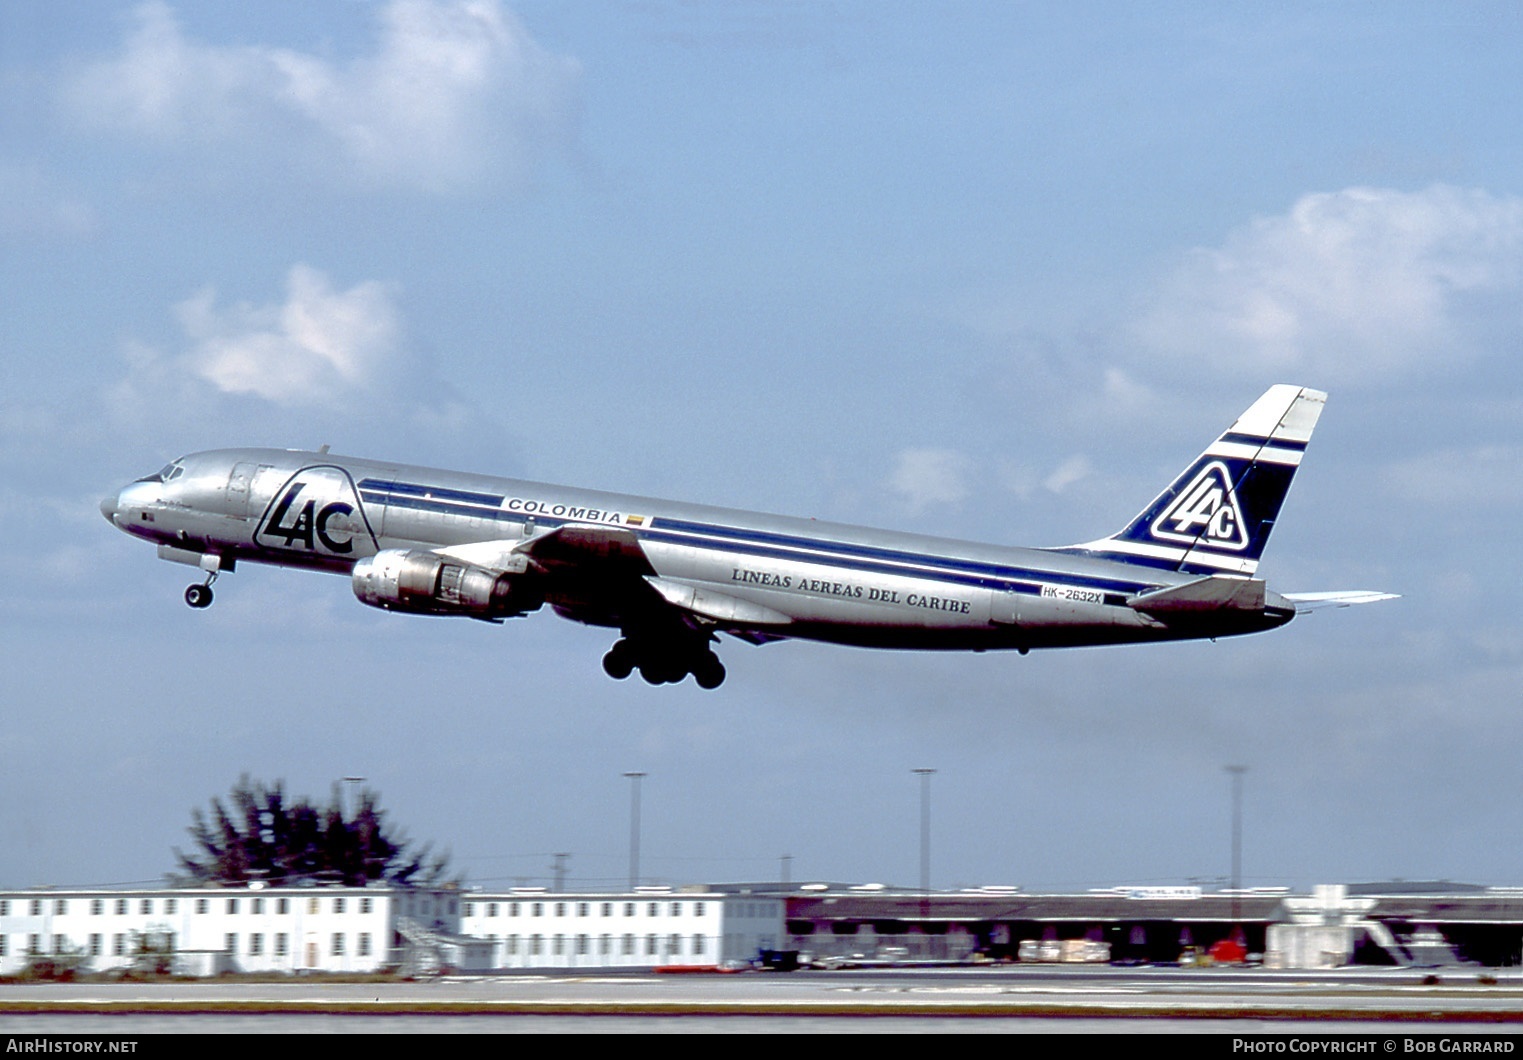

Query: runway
3;966;1523;1032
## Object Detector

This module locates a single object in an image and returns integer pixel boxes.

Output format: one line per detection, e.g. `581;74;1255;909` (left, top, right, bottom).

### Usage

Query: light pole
1226;764;1247;942
341;776;366;817
623;771;646;891
913;768;936;923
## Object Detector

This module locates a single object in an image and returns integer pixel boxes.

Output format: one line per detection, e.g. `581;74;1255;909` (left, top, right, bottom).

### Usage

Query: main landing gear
602;637;727;689
184;573;217;609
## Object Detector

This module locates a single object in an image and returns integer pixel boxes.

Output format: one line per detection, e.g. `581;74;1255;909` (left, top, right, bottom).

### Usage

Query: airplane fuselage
103;446;1294;658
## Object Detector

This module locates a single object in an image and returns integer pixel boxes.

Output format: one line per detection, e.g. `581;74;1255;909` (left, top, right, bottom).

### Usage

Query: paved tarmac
3;965;1522;1030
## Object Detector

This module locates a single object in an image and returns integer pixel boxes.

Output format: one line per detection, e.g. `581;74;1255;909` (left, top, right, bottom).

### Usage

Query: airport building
2;880;1518;975
0;885;783;977
457;891;785;969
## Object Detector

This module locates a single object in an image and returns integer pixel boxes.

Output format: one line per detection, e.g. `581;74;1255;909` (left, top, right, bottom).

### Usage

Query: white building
0;885;783;975
0;886;461;976
459;888;785;969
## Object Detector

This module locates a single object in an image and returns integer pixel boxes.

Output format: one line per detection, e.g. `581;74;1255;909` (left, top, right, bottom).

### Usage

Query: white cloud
889;448;973;514
1042;454;1092;494
1132;185;1523;383
176;264;401;406
64;0;580;191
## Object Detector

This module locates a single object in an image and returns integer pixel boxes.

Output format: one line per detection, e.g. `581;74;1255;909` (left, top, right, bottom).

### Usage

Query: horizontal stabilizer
1283;590;1399;611
645;576;794;628
1130;576;1266;615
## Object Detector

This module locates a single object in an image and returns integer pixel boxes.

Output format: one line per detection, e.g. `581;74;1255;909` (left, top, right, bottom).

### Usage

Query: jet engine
351;549;543;619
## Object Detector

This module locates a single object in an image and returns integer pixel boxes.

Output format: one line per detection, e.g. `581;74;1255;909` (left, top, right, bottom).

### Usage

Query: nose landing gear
185;572;217;609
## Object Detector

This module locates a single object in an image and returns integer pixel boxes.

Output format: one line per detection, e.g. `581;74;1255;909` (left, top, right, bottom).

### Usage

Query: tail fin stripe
1207;439;1303;466
1221;431;1308;452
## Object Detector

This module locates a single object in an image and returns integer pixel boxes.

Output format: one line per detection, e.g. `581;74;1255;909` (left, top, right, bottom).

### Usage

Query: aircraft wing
436;527;791;637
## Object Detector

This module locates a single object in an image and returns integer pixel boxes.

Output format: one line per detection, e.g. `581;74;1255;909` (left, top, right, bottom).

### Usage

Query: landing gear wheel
694;653;726;690
603;643;635;680
185;583;213;609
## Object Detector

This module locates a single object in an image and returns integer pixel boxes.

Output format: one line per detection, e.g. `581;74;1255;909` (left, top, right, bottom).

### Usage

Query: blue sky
3;1;1522;895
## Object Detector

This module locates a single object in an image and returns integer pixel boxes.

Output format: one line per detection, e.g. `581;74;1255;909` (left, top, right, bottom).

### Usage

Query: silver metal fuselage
102;447;1293;651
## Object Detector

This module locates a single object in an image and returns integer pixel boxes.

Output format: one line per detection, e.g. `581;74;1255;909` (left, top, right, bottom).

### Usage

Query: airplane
100;384;1393;688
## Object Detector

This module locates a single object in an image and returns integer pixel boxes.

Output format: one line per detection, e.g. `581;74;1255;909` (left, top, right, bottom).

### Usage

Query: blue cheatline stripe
1219;432;1307;451
356;480;1160;600
358;478;505;509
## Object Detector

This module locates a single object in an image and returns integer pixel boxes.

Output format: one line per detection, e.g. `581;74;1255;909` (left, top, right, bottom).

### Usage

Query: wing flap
645;576;794;628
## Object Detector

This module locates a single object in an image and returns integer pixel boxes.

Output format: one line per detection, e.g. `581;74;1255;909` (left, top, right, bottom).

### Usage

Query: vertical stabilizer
1061;385;1326;576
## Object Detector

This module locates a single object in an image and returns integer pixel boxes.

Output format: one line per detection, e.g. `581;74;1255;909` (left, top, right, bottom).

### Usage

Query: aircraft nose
100;489;120;525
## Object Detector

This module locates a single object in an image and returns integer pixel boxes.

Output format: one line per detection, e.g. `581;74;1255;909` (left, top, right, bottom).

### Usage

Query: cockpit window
137;460;185;484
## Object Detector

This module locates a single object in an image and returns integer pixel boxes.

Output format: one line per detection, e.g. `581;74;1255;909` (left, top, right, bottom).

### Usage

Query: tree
173;774;454;888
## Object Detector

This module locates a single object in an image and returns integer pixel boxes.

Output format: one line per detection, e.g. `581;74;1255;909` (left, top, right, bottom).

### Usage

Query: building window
648;903;658;917
360;898;372;914
506;935;518;955
510;902;520;917
553;934;564;956
52;934;65;954
695;902;705;916
646;934;658;956
278;898;289;915
668;933;681;955
334;897;345;915
693;934;705;955
166;899;177;914
599;934;611;955
624;903;634;917
55;900;67;915
463;902;474;917
112;934;125;956
601;903;611;917
115;899;127;915
275;934;288;957
196;899;208;914
250;934;264;956
555;902;566;917
140;899;152;915
532;903;543;917
227;899;238;915
358;933;372;957
487;903;498;917
623;934;634;955
577;903;589;917
89;934;101;956
0;900;8;916
332;934;344;956
252;898;264;915
308;898;319;915
670;902;680;917
529;934;542;956
576;934;589;955
30;900;41;916
0;936;7;957
29;935;41;955
225;933;237;954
